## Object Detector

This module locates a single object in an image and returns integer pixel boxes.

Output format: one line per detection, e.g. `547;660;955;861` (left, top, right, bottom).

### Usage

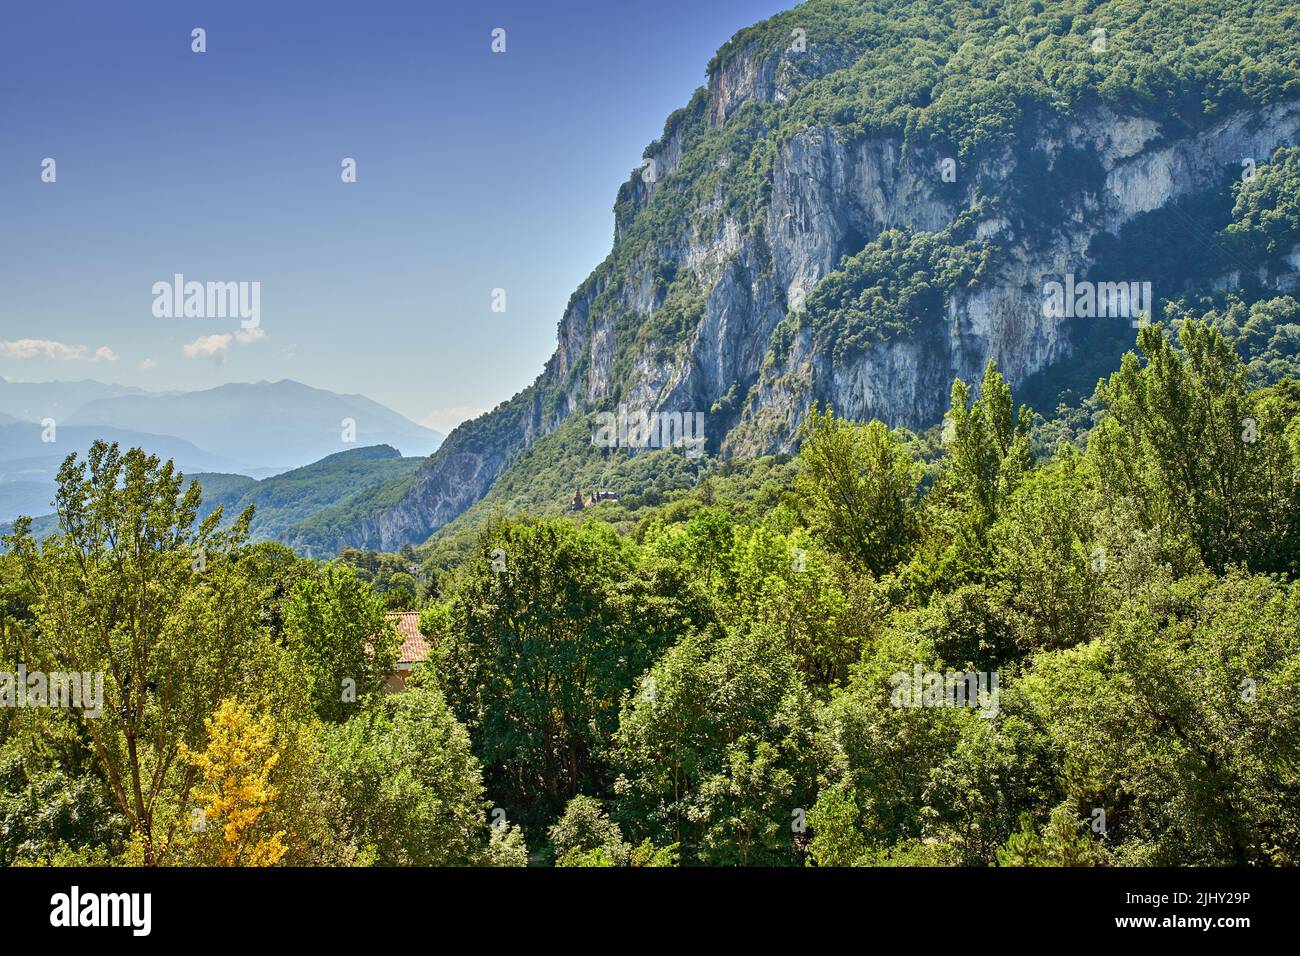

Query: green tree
320;682;507;866
433;518;697;830
1017;572;1300;865
610;626;826;865
908;361;1033;595
283;562;399;722
795;405;922;575
3;442;259;865
989;452;1110;652
549;794;632;865
996;806;1110;867
810;622;965;856
238;542;315;640
0;743;127;866
941;360;1032;531
1089;321;1300;573
1225;146;1300;262
731;527;884;690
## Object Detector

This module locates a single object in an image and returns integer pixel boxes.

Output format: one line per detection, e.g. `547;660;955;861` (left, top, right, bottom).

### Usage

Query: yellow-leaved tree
182;698;288;867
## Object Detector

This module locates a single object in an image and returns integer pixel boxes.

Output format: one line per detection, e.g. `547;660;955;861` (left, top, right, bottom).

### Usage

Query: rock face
727;98;1300;453
307;32;1300;554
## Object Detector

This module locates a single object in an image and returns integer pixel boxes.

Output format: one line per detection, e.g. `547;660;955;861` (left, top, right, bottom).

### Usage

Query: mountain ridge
239;1;1300;554
0;379;444;524
67;379;443;470
3;444;427;545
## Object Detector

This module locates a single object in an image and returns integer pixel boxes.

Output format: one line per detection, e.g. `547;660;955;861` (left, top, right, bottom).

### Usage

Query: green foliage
483;820;530;867
1089;322;1300;573
549;795;628;865
431;518;703;832
795;405;922;575
338;546;426;609
610;626;827;866
545;794;681;866
4;307;1300;868
1016;572;1300;865
320;683;506;866
709;0;1297;155
904;361;1033;594
988;452;1110;653
802;228;993;360
811;622;964;858
284;562;400;722
0;744;126;866
272;316;1300;867
997;806;1111;867
2;442;261;865
195;445;425;544
281;447;445;557
1174;294;1300;389
943;361;1033;530
238;541;316;639
1225;146;1300;262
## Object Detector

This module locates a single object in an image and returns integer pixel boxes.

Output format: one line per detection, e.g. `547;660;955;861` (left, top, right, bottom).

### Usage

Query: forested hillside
192;445;427;546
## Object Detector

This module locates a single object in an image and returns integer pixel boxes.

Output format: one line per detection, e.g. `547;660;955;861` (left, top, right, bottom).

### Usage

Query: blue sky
0;0;793;433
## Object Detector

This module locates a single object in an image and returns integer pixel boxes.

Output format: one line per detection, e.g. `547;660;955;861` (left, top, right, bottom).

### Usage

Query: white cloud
138;358;158;370
182;333;233;359
0;338;119;362
182;327;266;360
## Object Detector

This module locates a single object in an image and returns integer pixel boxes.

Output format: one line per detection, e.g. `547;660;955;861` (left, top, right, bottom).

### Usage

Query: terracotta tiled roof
386;611;431;666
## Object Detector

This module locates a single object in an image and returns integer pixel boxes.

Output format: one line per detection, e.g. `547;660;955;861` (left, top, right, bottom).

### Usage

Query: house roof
386;611;431;666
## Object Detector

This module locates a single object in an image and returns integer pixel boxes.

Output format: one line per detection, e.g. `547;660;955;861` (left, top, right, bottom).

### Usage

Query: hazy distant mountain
0;379;440;523
0;422;246;522
0;480;61;522
0;378;152;424
2;445;425;547
0;423;241;471
67;380;442;471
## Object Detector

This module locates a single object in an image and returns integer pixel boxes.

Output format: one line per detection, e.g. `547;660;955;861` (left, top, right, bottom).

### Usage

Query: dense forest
2;311;1297;867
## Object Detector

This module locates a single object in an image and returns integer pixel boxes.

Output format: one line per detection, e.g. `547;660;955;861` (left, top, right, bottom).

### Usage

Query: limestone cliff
288;0;1300;554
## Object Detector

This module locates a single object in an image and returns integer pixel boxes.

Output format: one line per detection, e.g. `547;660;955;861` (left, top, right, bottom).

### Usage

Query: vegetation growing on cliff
802;226;995;359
